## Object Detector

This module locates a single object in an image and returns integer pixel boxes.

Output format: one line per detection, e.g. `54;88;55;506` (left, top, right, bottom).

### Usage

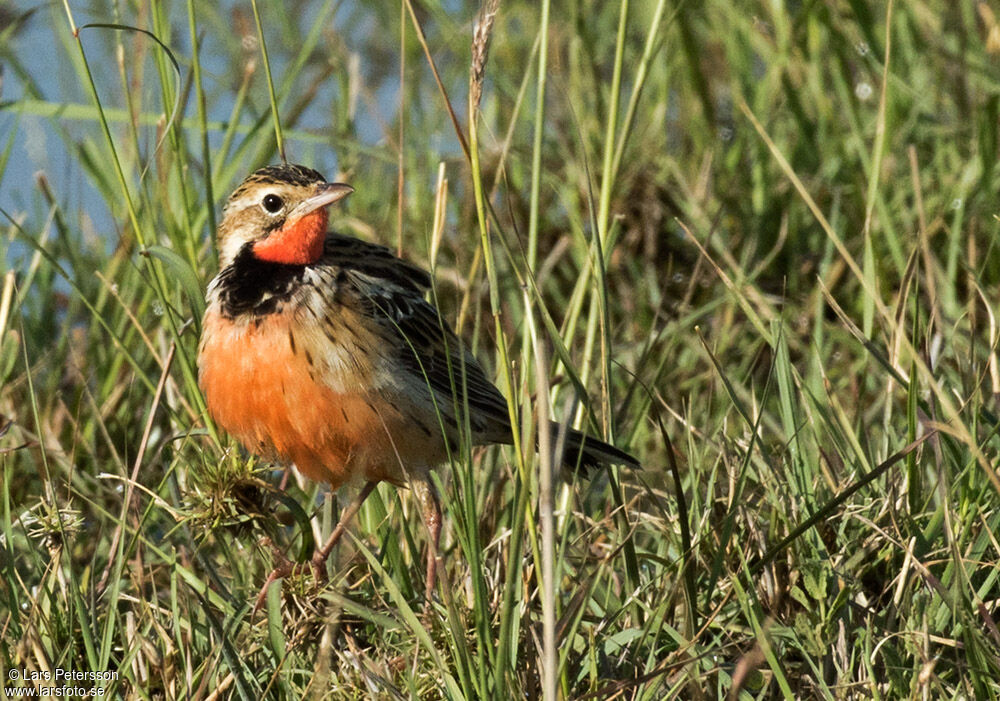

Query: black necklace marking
217;244;307;319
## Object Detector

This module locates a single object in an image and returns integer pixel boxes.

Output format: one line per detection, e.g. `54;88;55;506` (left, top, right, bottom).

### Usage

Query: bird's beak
287;182;354;221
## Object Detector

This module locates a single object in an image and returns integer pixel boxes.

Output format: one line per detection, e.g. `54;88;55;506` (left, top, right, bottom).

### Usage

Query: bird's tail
551;423;641;472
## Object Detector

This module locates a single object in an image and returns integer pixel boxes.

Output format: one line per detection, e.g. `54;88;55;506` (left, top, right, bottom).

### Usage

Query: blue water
1;0;468;269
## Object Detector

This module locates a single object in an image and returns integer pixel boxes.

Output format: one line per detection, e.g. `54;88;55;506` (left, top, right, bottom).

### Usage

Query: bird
196;162;639;606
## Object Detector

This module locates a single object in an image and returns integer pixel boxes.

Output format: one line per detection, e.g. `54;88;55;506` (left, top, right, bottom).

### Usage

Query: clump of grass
3;1;1000;699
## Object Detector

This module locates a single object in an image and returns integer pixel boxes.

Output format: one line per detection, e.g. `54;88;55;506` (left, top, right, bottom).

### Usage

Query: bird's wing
318;234;513;442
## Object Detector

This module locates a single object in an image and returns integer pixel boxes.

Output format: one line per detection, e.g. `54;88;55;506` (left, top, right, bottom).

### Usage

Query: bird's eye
262;194;284;213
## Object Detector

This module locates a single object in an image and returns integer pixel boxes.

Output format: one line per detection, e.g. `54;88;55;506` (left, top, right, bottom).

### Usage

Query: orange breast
198;309;430;488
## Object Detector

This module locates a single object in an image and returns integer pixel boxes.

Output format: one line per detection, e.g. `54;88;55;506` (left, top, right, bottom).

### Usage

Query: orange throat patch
252;209;328;265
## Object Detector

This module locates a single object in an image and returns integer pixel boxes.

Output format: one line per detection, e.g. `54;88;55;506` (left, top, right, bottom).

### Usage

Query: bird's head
216;163;353;268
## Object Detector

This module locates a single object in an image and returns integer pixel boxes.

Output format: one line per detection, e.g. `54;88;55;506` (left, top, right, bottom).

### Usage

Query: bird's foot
253;537;327;613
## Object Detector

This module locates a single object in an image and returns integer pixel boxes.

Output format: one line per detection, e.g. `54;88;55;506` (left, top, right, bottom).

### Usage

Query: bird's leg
311;480;378;576
253;481;377;612
253;537;297;612
412;475;441;607
278;467;292;491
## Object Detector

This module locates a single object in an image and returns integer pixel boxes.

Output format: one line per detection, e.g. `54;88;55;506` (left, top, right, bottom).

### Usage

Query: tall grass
3;0;1000;698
